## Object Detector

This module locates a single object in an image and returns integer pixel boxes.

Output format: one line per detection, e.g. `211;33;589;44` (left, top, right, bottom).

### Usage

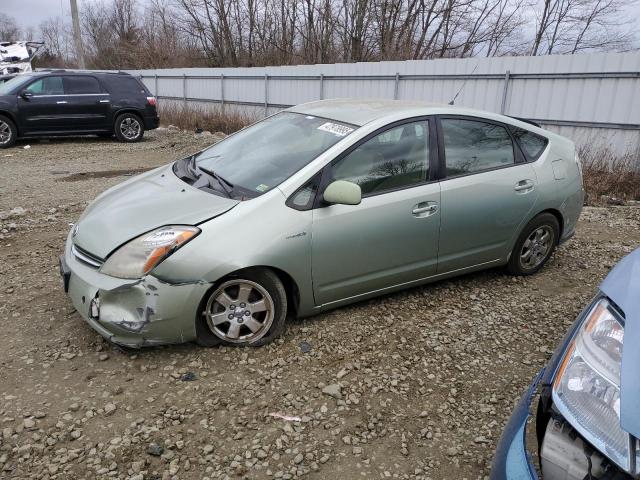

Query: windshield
0;74;34;95
191;112;355;196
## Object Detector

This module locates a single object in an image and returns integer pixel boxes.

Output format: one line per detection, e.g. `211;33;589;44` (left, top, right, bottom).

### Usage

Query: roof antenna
449;64;478;105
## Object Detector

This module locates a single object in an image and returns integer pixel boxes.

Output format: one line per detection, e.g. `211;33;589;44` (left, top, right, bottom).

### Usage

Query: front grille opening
72;244;104;268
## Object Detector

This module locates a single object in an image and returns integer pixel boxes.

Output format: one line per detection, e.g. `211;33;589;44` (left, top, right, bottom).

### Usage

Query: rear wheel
114;113;144;142
507;213;560;275
196;269;287;347
0;115;17;148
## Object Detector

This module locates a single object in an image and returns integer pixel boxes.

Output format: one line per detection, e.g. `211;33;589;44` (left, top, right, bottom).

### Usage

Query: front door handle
98;99;110;103
56;100;68;104
412;201;438;217
514;179;535;193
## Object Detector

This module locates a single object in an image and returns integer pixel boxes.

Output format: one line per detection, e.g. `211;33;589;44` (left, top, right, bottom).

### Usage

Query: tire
196;269;287;347
114;113;144;143
0;114;17;148
507;213;560;276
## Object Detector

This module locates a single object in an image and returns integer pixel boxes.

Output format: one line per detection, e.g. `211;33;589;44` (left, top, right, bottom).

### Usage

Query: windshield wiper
198;166;234;197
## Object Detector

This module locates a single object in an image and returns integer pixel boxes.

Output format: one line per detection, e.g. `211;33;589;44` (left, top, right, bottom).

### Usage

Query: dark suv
0;70;159;148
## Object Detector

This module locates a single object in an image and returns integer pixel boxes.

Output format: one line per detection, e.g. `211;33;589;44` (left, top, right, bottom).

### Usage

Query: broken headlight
100;226;200;279
552;298;628;470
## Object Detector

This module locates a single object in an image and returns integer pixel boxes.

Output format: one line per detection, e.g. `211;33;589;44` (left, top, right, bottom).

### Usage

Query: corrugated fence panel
127;52;640;157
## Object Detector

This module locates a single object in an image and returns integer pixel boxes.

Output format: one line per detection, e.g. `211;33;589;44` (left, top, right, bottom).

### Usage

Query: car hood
73;164;239;258
599;248;640;437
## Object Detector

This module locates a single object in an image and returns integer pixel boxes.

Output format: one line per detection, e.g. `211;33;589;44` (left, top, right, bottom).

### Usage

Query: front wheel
114;113;144;143
506;213;560;276
196;269;287;347
0;115;17;148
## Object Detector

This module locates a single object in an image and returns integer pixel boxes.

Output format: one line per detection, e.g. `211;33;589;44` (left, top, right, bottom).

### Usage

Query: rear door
61;75;110;130
17;75;66;133
436;116;538;273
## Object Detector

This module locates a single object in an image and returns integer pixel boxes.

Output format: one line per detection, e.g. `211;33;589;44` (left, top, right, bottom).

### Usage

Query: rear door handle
56;100;68;104
412;201;438;217
98;99;110;103
514;180;535;193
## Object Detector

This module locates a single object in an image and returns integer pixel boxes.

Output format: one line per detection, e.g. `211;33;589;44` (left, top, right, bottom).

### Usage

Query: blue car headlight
552;298;629;471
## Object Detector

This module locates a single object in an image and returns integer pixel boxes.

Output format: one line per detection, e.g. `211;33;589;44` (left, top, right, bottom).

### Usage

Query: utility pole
70;0;86;69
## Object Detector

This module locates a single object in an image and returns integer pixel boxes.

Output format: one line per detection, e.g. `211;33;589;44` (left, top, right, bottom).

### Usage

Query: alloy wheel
0;120;12;145
203;280;275;344
119;117;141;140
520;226;554;270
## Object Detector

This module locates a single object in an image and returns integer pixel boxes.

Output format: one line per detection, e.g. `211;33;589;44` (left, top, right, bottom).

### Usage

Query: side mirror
20;91;33;99
323;180;362;206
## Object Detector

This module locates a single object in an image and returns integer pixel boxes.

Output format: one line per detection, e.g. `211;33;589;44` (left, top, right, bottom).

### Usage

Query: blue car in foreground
492;248;640;480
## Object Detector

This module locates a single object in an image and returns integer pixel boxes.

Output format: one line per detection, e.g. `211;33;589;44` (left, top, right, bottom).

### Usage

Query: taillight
146;96;157;106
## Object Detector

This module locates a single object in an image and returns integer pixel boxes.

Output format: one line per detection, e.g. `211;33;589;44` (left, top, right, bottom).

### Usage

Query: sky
2;0;109;32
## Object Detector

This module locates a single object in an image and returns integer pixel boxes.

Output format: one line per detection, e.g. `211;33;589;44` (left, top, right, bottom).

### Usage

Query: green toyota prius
60;99;584;348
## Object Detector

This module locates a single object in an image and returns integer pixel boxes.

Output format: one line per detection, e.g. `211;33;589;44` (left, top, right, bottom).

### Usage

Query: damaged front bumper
490;370;543;480
61;229;209;347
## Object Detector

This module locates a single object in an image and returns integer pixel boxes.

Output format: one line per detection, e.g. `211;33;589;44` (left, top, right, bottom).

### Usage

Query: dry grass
158;102;255;135
579;145;640;204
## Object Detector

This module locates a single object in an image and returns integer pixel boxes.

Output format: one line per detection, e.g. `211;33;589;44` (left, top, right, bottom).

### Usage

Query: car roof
287;98;534;129
33;70;134;78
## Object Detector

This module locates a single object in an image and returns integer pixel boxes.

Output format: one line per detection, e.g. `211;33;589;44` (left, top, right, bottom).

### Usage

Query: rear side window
25;76;64;95
63;76;101;94
105;76;148;95
511;128;548;160
441;118;515;177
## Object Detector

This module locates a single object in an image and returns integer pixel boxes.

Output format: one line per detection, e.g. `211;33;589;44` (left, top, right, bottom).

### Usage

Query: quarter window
441;118;515;177
25;76;64;95
511;128;548;160
63;76;102;94
331;121;429;195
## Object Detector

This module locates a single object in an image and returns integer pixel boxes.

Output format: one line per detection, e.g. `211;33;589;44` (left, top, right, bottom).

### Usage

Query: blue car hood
599;248;640;437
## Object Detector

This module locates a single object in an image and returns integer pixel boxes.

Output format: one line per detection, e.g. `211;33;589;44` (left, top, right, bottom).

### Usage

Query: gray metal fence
129;52;640;157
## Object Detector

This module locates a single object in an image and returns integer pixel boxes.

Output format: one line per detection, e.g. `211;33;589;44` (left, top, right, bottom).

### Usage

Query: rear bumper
60;229;207;347
490;370;543;480
144;114;160;130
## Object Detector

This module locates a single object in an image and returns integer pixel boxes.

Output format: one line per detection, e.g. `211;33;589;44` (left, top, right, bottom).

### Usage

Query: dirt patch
0;130;639;480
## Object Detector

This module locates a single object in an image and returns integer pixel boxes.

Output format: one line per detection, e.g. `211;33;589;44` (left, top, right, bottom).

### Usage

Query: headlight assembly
552;298;629;470
100;225;200;279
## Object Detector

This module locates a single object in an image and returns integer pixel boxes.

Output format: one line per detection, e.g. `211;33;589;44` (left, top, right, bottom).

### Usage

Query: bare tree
0;14;22;41
29;0;639;70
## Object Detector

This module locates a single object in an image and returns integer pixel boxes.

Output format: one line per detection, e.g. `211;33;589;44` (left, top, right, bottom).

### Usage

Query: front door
436;116;539;272
312;120;441;305
17;75;67;133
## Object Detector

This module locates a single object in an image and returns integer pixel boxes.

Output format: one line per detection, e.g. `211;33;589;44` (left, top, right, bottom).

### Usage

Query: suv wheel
114;113;144;142
0;115;17;148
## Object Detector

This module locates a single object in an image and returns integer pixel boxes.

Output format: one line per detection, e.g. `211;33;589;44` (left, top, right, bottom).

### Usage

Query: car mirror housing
323;180;362;206
20;91;33;99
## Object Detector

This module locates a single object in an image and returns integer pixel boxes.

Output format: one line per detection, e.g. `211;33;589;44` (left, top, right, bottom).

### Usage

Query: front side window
25;76;64;95
331;121;429;195
63;76;102;94
441;118;515;177
191;112;355;197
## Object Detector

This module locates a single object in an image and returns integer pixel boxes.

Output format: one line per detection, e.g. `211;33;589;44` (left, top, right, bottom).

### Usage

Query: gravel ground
0;131;639;480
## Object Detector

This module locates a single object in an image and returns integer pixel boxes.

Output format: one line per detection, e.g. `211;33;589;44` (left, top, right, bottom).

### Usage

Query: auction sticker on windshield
317;122;354;137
